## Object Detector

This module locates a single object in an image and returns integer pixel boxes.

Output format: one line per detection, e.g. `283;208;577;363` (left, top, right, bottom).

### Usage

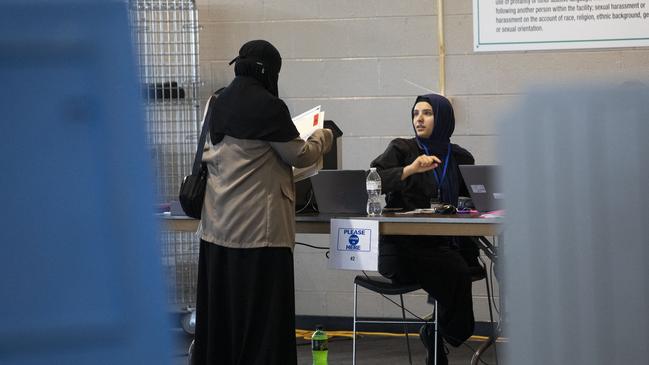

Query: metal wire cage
129;0;201;314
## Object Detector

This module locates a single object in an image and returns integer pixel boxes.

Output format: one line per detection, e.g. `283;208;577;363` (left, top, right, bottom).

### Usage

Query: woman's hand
401;155;441;180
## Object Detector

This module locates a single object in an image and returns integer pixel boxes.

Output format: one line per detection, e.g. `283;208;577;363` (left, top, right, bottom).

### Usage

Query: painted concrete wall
195;0;649;321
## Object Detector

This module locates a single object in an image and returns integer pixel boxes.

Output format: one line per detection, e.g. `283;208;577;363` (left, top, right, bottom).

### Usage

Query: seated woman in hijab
193;40;333;365
370;93;475;365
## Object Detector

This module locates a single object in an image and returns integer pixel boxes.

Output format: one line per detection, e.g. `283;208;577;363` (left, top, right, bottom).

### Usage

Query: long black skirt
193;240;297;365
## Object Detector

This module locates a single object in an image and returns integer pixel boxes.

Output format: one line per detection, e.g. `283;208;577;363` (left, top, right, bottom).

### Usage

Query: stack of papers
292;105;325;182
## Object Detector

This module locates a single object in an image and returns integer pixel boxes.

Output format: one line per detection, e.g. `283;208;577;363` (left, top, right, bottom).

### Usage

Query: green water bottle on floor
311;325;328;365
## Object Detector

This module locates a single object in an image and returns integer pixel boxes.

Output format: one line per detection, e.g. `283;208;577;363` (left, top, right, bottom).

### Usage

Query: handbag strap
191;94;217;175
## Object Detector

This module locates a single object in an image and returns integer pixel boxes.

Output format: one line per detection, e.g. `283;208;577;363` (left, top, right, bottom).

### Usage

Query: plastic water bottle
366;167;383;216
311;325;328;365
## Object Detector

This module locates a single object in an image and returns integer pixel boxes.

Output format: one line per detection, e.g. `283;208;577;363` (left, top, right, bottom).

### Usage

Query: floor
172;330;501;365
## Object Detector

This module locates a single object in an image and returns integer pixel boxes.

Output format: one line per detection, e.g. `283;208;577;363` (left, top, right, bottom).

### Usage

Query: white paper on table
395;208;435;215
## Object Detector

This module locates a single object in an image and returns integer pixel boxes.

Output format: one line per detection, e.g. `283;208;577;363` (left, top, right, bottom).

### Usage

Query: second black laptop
459;165;504;212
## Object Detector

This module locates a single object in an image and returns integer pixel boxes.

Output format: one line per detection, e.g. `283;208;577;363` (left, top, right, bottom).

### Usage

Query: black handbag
179;95;216;218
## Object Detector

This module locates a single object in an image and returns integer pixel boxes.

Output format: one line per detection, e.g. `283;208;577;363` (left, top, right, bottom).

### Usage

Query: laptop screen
459;165;503;212
309;170;368;214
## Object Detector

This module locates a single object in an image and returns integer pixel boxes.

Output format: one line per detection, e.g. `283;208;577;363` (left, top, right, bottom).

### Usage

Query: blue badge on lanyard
422;143;451;203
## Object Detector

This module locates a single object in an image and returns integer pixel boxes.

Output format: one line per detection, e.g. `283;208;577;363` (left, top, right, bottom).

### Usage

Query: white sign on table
328;218;379;271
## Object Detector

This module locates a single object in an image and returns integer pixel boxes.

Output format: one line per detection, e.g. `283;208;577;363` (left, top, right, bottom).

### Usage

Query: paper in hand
292;105;325;181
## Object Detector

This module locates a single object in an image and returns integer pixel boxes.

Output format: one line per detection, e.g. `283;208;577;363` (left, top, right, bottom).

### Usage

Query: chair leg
470;273;498;365
483;264;499;365
484;266;496;331
400;294;413;365
353;283;358;365
434;299;438;365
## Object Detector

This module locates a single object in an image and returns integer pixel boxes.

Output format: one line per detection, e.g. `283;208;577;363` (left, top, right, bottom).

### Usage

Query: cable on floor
295;329;506;343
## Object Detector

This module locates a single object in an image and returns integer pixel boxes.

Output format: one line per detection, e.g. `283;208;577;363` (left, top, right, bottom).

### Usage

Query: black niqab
210;40;299;144
231;40;282;97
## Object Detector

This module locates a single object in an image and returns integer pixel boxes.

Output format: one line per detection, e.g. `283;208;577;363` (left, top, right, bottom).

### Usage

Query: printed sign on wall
328;219;379;271
474;0;649;51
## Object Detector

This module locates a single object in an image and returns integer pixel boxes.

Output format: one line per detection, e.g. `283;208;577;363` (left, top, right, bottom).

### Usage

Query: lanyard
422;143;451;201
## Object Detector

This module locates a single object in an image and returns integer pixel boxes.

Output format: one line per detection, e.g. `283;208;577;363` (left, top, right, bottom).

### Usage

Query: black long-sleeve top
370;138;474;210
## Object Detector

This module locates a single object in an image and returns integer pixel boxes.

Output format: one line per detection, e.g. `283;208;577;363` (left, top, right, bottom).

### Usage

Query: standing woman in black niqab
193;40;333;365
370;93;475;365
210;39;299;144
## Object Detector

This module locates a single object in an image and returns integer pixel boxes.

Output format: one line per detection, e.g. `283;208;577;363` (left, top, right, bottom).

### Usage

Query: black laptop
459;165;503;212
309;170;368;214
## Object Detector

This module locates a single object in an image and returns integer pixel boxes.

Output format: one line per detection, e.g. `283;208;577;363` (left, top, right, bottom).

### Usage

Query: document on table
394;208;436;215
292;105;325;182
